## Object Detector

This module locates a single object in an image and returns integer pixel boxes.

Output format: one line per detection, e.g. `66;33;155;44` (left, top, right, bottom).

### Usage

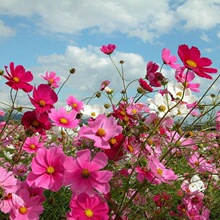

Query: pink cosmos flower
41;71;60;88
10;188;44;220
100;80;110;91
21;110;51;135
64;149;113;196
4;62;33;92
178;44;218;79
138;78;153;92
27;147;67;192
0;167;23;214
175;66;200;92
216;110;220;131
146;61;166;87
148;156;178;183
79;114;122;149
162;48;180;69
49;107;79;129
66;95;84;113
29;84;58;113
67;193;109;220
0;166;18;195
23;136;44;153
100;44;116;55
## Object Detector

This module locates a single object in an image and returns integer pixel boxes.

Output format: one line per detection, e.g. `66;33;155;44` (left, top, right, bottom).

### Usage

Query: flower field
0;44;220;220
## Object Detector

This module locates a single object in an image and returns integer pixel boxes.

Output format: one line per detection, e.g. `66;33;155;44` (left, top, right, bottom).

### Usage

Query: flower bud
0;70;4;75
104;103;110;109
69;68;76;74
96;92;101;98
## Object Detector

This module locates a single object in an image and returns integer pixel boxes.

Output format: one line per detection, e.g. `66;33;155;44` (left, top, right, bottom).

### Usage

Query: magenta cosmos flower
100;44;116;55
178;44;218;79
79;114;122;149
29;84;58;113
23;136;44;153
4;62;33;92
27;147;67;192
162;48;180;69
67;193;109;220
41;71;60;88
49;107;79;129
21;110;51;135
64;149;113;196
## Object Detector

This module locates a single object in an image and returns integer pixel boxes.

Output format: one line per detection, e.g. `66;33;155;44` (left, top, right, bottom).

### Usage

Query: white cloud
200;33;210;42
0;20;15;38
176;0;220;30
0;0;177;42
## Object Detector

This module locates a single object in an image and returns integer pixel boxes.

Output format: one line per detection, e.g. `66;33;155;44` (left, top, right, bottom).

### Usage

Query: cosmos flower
67;193;109;220
29;84;58;113
41;71;60;88
27;147;67;192
162;48;180;69
100;44;116;55
49;107;79;129
64;149;113;195
4;62;33;92
178;44;218;79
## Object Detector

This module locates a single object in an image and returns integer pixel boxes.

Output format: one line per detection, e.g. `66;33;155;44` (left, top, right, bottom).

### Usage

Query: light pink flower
67;193;109;220
162;48;180;69
100;44;116;55
27;147;67;191
100;80;110;91
148;156;178;183
0;110;5;116
175;66;200;92
41;71;60;88
23;136;44;153
66;95;84;113
79;114;122;149
64;149;113;195
10;188;43;220
49;107;79;129
0;166;18;194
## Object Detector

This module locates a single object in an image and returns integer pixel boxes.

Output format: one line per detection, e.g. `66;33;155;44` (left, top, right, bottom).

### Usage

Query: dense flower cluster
0;44;219;220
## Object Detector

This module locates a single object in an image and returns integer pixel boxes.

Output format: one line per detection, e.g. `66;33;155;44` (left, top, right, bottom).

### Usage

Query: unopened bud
96;92;101;98
119;60;125;64
104;103;110;109
69;68;76;74
0;70;4;75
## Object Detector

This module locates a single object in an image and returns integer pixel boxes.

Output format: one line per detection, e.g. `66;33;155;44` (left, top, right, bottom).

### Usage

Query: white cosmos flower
189;175;205;192
81;104;107;119
167;81;197;104
148;93;178;118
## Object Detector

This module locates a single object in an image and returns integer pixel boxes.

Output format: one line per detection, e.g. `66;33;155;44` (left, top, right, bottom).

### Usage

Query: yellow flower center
85;209;94;217
96;128;106;137
49;78;54;84
81;169;90;178
176;91;182;98
127;144;134;153
120;110;126;116
186;59;197;68
32;120;39;127
39;100;46;106
30;144;36;149
13;77;19;82
158;105;166;112
19;206;27;214
131;109;137;114
47;166;55;174
157;168;163;175
91;112;96;117
60;118;68;124
72;103;77;108
109;138;117;145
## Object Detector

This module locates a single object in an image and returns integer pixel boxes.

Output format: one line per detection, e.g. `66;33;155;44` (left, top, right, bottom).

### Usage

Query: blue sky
0;0;220;109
